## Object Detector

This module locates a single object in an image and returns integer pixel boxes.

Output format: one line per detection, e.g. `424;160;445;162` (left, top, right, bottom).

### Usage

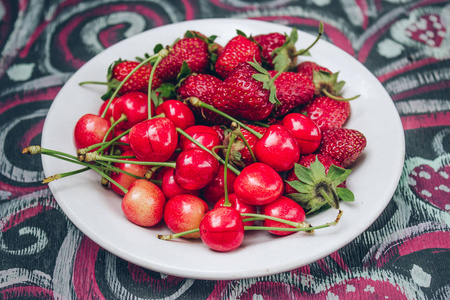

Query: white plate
41;19;405;280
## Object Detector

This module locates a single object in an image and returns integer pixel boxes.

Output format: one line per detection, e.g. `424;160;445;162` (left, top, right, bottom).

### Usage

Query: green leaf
285;192;314;204
337;187;355;202
327;165;352;186
155;83;176;99
236;29;247;38
289;27;298;44
248;61;269;75
309;157;327;179
286;180;312;193
252;73;268;83
184;30;195;38
153;44;164;54
293;163;315;185
177;61;191;81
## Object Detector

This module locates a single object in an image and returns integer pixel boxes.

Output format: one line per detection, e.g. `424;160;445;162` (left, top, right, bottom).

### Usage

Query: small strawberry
296;61;332;80
300;95;351;131
79;59;162;100
226;125;267;168
155;37;210;83
212;61;280;121
285;154;346;195
214;32;261;79
176;73;227;125
285;157;354;215
253;32;289;69
318;128;367;168
268;70;315;117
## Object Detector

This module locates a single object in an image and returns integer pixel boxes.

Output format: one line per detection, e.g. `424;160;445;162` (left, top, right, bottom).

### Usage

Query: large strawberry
155;37;210;83
268;70;315;117
318;128;367;168
300;95;351;131
212;61;280;121
176;73;227;125
214;33;261;79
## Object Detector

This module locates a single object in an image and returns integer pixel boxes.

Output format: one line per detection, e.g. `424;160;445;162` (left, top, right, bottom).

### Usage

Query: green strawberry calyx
247;60;282;106
285;158;355;215
313;70;360;101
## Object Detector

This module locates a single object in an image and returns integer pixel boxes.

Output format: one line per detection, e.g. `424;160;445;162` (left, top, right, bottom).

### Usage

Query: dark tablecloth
1;0;449;299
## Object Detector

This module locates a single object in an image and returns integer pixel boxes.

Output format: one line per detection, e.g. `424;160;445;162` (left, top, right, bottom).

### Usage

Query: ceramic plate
41;19;405;280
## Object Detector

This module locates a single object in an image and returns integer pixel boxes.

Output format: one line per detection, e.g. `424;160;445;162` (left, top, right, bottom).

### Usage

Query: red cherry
261;196;306;236
282;113;321;155
164;194;209;239
155;100;195;130
179;125;221;153
254;124;300;172
214;193;257;226
174;149;220;190
112;127;131;153
233;163;283;206
199;207;244;252
112;92;155;129
202;165;237;205
128;117;178;162
121;179;166;227
110;150;150;196
161;167;199;199
73;113;111;151
98;98;117;121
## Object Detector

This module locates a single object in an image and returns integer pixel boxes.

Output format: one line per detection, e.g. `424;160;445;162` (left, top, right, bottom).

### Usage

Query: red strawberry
213;62;279;121
155;37;210;82
296;61;332;80
268;70;315;117
176;73;227;125
300;96;351;131
318;128;367;168
215;34;261;79
98;60;162;100
285;154;346;195
253;32;287;69
228;125;267;167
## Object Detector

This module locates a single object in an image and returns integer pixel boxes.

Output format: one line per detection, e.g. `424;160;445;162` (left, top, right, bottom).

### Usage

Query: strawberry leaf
327;165;352;186
293;164;315;185
153;44;164;54
236;29;247;38
337;187;355;202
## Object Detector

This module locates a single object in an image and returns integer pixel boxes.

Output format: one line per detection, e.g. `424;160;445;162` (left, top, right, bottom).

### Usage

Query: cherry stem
157;228;199;240
294;21;324;56
241;213;311;229
252;121;270;128
175;127;241;175
232;125;257;164
43;167;90;183
83;153;176;168
188;97;263;139
223;131;237;207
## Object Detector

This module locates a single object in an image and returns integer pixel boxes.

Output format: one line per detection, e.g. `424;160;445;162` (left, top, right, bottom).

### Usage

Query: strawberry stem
322;89;360;101
294;21;324;57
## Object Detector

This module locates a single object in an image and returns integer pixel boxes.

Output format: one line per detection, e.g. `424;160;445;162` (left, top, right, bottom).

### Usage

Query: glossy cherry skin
254;124;300;172
155;100;195;130
98;98;117;121
121;179;166;227
128;117;178;162
113;127;131;153
202;165;237;205
261;196;306;236
161;167;199;199
214;193;257;226
164;194;209;239
179;125;221;153
73;113;111;151
233;163;283;206
174;148;220;190
110;150;150;196
282;113;321;155
199;207;245;252
113;92;155;129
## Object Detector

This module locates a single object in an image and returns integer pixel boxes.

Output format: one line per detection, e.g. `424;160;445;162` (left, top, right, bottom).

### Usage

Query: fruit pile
24;23;367;252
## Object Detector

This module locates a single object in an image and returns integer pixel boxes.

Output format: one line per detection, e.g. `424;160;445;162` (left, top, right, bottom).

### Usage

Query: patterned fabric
0;0;449;299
